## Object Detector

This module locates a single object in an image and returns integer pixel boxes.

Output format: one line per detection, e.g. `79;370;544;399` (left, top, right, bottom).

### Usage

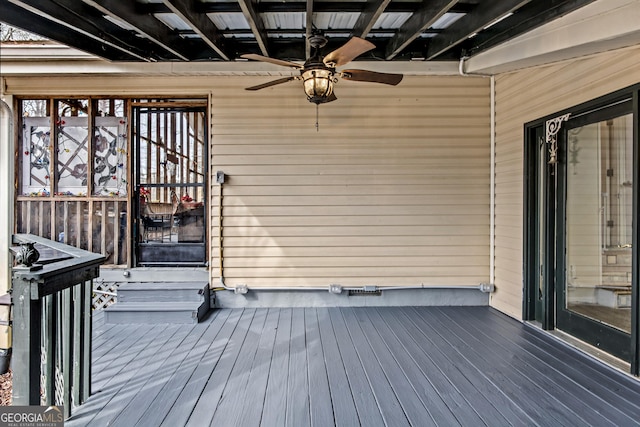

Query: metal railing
10;234;105;418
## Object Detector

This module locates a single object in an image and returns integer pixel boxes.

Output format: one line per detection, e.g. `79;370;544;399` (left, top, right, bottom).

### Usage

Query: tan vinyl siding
492;45;640;318
210;76;491;289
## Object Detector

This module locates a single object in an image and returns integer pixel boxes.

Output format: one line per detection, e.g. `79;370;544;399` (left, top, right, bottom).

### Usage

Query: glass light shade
302;68;334;103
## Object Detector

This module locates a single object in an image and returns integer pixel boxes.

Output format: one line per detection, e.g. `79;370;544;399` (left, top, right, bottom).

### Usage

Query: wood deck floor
66;306;640;427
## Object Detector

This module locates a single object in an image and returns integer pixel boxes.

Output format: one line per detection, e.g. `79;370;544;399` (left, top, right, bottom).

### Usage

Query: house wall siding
492;45;640;319
209;75;491;290
3;74;492;294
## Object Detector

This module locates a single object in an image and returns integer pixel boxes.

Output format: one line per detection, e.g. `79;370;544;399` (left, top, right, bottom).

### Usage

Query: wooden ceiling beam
0;1;141;61
237;0;270;56
425;0;532;60
162;0;229;60
351;0;392;38
81;0;193;61
385;0;458;60
305;0;313;58
5;0;152;61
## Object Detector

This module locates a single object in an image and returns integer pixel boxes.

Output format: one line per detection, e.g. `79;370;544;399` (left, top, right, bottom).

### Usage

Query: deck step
104;302;207;324
117;281;208;303
104;281;210;324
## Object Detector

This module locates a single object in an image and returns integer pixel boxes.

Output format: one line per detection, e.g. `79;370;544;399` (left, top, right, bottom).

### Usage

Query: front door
132;105;207;266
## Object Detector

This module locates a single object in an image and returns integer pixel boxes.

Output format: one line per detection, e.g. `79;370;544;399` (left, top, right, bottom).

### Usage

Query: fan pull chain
315;104;320;132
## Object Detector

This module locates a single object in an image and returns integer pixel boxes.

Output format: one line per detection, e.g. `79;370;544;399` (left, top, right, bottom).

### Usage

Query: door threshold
548;327;630;373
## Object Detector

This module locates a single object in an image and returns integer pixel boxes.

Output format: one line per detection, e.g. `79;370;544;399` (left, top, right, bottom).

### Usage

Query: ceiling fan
241;34;403;105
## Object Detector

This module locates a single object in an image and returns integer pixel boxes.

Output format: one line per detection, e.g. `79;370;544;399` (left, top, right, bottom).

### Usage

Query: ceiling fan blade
323;37;375;67
245;77;299;91
240;53;303;69
340;69;403;86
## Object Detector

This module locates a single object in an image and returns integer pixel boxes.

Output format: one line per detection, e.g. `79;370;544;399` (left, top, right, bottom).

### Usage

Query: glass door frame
523;83;640;375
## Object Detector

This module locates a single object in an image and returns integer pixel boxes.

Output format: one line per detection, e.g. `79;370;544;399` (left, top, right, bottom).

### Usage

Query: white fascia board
0;58;461;76
0;45;460;76
0;43;96;60
465;0;640;75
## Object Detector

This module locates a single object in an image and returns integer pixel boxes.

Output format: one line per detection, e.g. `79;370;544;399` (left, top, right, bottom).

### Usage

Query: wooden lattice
93;281;118;311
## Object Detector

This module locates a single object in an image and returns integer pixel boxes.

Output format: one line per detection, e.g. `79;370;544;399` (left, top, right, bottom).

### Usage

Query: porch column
0;94;14;295
0;91;14;358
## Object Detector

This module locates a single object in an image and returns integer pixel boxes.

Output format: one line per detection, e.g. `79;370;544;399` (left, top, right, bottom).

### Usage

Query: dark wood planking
338;308;410;426
474;307;640;420
316;308;361;427
68;306;640;426
328;308;386;427
436;307;620;426
209;308;268;426
67;325;181;426
237;308;280;426
136;310;232;426
261;308;292;427
348;308;437;426
180;308;256;425
158;309;244;427
285;308;311;427
412;307;592;425
305;308;335;427
91;325;167;391
108;318;214;427
88;324;185;426
381;307;532;426
398;307;543;425
365;307;485;426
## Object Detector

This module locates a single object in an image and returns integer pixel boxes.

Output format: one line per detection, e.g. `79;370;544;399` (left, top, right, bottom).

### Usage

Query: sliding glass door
525;85;639;374
556;106;633;361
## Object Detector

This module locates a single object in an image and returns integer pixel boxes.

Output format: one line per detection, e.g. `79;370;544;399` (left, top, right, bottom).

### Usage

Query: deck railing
11;234;105;418
16;197;128;266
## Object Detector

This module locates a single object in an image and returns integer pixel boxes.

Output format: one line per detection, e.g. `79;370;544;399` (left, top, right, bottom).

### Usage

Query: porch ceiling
0;0;599;64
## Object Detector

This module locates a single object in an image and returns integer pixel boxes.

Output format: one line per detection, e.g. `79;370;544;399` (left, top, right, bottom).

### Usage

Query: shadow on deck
67;307;640;426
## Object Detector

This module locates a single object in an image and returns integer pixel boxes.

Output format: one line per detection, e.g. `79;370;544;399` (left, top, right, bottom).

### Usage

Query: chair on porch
141;190;180;242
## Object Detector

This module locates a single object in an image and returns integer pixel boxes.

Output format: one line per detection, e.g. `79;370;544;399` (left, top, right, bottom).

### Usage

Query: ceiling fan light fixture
302;68;334;104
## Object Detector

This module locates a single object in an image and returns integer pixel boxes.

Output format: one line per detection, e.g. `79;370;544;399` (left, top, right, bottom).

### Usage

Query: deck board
380;309;508;425
316;308;361;427
339;308;410;426
430;307;616;426
413;307;578;426
210;308;267;426
305;308;335;427
67;306;640;427
260;308;291;427
237;308;279;427
136;310;231;426
181;309;255;427
458;307;637;425
286;307;311;427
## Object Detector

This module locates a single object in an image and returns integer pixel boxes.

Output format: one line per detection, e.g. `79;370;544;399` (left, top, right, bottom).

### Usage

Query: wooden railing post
10;234;104;418
11;273;42;405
